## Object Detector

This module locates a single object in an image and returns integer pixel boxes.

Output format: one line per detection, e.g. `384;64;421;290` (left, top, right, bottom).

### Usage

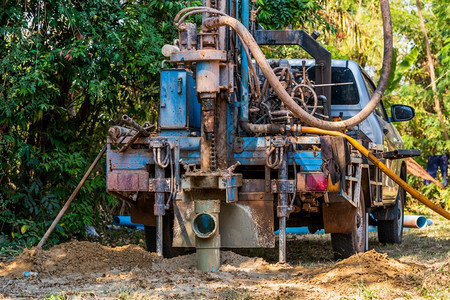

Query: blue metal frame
239;0;249;122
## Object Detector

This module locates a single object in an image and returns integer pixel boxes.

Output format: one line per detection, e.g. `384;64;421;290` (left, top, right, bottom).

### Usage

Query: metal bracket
219;173;243;203
340;163;362;208
277;205;290;218
233;137;244;153
270;136;287;148
151;137;168;148
173;140;181;193
149;178;171;193
375;149;421;160
271;179;295;193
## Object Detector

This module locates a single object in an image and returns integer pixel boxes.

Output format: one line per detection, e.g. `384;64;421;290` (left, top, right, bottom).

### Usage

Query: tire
378;186;405;244
144;213;184;258
331;191;367;260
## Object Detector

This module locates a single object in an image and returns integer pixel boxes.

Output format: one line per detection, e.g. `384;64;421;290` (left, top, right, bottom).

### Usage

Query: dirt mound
303;249;423;285
150;251;272;273
0;243;445;299
151;252;197;272
220;251;273;272
0;241;156;278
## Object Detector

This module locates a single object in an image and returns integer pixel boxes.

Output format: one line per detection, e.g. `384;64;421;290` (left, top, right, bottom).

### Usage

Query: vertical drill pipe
278;147;288;263
218;0;227;50
37;145;106;249
194;200;221;272
202;0;211;20
201;137;212;170
154;164;165;256
156;215;163;256
200;98;215;170
240;0;249;122
216;93;228;169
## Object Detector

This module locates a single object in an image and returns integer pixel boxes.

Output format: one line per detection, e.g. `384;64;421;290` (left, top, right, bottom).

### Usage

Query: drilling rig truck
105;0;419;271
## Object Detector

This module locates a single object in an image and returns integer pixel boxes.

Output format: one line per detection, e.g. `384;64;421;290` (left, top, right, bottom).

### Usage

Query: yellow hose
301;127;450;220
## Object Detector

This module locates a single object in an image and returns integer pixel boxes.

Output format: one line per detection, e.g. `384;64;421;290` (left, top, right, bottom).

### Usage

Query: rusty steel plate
107;171;149;192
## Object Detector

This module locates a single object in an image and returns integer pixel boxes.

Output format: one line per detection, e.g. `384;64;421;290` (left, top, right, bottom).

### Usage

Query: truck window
375;102;389;121
362;73;375;98
307;67;359;105
363;73;389;121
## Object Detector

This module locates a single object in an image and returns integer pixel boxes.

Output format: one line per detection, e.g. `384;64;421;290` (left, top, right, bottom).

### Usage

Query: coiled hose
202;0;393;131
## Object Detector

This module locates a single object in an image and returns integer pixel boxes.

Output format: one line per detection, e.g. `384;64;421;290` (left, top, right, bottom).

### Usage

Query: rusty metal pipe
174;6;225;25
108;126;136;142
301;127;450;220
203;0;393;130
154;164;166;256
119;131;141;152
156;215;163;256
122;115;150;137
37;145;107;249
278;147;288;264
176;8;226;27
108;191;136;207
239;119;283;134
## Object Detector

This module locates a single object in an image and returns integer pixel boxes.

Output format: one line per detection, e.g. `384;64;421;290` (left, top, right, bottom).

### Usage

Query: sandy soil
1;232;448;300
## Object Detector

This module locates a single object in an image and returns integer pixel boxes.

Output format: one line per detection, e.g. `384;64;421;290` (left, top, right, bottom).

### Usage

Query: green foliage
385;0;449;208
256;0;332;59
386;47;420;94
257;0;325;30
0;0;191;248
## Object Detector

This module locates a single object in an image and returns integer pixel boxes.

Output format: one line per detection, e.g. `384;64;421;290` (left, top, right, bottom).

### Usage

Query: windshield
306;67;359;105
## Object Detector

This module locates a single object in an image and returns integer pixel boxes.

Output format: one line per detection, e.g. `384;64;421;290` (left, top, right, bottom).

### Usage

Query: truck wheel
331;191;367;260
144;214;184;258
378;186;405;244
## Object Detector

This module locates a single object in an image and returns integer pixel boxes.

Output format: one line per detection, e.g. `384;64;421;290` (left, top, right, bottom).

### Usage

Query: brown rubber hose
203;0;393;131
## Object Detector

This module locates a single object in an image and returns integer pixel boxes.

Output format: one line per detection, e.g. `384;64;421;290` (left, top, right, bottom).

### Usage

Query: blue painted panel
292;152;323;172
230;137;323;171
108;149;200;170
108;137;201;170
160;70;187;128
188;71;201;129
108;150;153;170
240;0;249;122
159;70;200;130
180;151;200;165
150;136;200;151
233;153;322;171
160;130;196;137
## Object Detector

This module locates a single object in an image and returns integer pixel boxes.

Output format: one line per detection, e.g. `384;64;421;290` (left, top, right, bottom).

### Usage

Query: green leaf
386;47;419;94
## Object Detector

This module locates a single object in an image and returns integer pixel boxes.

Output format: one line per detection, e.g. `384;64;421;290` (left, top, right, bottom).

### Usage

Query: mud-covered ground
1;214;448;299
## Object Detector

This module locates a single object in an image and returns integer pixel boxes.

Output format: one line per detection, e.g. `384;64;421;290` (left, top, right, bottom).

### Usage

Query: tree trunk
416;0;449;140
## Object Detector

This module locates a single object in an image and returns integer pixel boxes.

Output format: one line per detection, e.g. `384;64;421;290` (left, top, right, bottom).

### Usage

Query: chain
210;132;217;170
